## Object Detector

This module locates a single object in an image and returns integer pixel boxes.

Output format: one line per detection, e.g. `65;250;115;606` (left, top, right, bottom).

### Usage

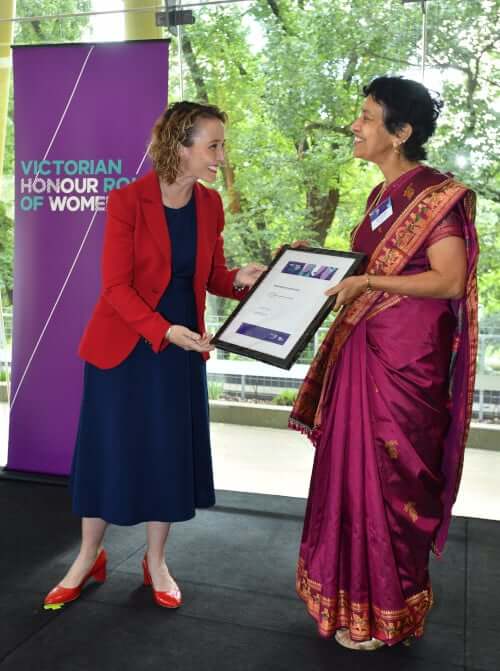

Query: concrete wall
209;401;500;452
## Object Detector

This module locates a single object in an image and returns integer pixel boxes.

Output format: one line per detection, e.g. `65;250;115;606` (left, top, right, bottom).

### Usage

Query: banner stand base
0;467;68;486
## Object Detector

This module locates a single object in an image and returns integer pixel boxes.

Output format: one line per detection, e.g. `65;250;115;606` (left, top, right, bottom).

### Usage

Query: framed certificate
211;246;366;369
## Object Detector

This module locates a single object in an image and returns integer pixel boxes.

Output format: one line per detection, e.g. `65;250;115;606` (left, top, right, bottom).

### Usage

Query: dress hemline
72;500;216;526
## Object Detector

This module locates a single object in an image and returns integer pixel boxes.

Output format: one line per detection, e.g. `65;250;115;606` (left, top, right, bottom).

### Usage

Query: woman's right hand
166;326;214;352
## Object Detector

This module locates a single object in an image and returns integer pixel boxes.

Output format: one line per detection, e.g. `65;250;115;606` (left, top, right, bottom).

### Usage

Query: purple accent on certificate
236;323;291;345
282;260;338;281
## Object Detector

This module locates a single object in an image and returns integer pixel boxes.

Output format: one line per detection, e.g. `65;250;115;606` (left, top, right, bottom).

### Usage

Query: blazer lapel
138;170;171;262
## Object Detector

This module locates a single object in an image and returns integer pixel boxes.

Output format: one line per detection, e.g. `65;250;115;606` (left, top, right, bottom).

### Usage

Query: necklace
365;181;387;217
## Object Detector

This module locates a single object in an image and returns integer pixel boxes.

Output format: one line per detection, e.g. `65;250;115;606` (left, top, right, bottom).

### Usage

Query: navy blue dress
71;194;215;525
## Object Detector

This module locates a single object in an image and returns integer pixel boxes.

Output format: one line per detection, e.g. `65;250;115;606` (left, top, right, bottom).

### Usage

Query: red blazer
79;171;243;369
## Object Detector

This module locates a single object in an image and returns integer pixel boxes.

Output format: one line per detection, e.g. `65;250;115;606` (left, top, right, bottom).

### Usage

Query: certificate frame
211;246;366;369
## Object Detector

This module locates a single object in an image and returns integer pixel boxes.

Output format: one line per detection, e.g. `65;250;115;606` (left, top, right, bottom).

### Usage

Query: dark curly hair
363;76;443;161
149;101;227;184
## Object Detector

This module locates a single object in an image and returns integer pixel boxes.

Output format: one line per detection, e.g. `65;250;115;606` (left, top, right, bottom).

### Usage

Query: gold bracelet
365;273;373;292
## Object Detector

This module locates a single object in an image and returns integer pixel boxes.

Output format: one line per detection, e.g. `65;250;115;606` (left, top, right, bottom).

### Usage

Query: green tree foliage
0;202;13;303
1;0;499;316
476;200;500;315
172;0;499;315
2;0;91;175
14;0;91;44
425;0;499;199
422;1;500;315
0;0;90;301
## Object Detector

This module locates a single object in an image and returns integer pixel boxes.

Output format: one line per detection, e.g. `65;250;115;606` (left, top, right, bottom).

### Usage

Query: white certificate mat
212;246;365;369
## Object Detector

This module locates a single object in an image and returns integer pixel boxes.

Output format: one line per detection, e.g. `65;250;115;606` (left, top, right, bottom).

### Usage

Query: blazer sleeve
101;189;171;353
207;192;249;300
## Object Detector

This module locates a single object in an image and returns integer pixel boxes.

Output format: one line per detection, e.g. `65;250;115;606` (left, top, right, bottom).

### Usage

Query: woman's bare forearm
368;269;464;300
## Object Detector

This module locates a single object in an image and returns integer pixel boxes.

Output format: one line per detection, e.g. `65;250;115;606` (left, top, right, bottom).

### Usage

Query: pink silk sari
289;165;479;644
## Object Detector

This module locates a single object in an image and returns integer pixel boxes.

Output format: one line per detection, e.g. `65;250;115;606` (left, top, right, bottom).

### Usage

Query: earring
393;143;401;155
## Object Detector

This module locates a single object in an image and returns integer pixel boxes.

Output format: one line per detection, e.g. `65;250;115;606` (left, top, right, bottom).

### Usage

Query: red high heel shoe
43;549;107;610
142;554;182;609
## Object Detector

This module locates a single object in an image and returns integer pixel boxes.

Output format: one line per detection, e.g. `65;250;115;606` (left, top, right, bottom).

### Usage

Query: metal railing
1;309;499;419
206;316;500;421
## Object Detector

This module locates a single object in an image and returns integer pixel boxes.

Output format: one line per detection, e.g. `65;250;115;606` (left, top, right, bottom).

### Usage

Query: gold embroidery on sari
297;558;432;641
367;179;466;278
404;501;419;523
384;440;399;459
404;184;415;200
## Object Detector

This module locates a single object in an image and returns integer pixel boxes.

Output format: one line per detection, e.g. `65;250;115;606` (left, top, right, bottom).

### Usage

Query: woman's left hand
325;275;367;310
235;263;267;287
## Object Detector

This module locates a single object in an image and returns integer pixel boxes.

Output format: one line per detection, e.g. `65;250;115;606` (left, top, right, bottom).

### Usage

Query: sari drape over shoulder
290;165;478;644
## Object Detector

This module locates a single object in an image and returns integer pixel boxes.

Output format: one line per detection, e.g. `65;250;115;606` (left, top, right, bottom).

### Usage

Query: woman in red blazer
44;101;264;611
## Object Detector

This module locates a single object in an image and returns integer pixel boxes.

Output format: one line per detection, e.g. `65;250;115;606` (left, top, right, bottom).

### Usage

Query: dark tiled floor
0;479;497;671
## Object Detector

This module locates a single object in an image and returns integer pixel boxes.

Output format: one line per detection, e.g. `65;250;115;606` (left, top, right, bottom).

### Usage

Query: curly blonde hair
149;101;227;184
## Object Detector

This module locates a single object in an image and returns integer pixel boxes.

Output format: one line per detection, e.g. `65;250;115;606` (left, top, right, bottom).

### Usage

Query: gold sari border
296;558;433;644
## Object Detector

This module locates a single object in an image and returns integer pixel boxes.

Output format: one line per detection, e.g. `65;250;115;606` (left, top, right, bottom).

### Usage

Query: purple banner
7;41;169;475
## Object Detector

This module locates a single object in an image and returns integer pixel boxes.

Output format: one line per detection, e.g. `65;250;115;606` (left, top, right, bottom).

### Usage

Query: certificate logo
282;260;337;281
236;323;290;346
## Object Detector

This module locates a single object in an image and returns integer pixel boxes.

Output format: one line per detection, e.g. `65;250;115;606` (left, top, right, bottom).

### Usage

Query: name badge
369;196;393;231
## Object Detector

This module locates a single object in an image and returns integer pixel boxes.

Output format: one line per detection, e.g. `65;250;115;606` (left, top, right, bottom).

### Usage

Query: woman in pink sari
289;76;479;650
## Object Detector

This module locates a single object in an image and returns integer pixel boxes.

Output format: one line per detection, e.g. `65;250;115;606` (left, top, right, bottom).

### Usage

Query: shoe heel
142;559;152;586
93;564;107;583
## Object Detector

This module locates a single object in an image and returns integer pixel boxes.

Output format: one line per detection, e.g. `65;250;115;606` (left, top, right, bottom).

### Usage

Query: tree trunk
306;187;340;246
222;164;241;214
181;34;209;103
182;34;243;215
